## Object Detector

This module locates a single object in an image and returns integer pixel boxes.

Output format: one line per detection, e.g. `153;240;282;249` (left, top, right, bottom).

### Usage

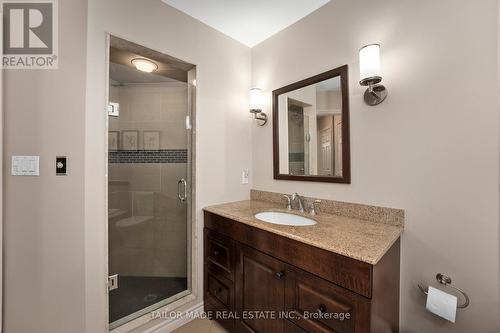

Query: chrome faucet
291;193;305;213
309;200;322;216
283;194;292;210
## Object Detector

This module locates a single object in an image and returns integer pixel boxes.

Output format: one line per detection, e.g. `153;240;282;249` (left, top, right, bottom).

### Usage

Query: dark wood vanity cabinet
236;245;286;333
204;211;400;333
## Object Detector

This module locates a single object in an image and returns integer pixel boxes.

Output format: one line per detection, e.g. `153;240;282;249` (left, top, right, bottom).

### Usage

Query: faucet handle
283;195;292;210
309;200;322;216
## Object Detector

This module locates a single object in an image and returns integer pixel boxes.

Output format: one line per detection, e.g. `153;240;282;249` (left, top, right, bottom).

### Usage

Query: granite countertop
203;200;403;265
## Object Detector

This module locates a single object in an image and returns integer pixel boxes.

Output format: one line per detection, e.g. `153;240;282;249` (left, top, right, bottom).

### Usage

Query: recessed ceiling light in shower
131;58;158;73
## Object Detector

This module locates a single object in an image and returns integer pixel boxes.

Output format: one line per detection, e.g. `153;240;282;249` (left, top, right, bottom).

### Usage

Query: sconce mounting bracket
250;109;268;126
364;84;387;106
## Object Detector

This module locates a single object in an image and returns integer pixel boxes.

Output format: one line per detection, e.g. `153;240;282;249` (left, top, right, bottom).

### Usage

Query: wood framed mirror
272;65;350;183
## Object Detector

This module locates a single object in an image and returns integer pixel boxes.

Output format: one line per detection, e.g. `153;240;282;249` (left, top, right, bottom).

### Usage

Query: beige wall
3;0;88;332
252;0;500;331
85;0;251;332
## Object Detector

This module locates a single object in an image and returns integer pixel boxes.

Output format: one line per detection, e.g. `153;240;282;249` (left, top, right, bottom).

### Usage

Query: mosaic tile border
109;149;188;164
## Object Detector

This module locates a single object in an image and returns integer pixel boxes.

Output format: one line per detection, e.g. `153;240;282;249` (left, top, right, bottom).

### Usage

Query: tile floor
173;319;228;333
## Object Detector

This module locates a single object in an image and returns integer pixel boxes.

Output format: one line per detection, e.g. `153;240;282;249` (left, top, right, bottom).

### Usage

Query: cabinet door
285;265;371;333
236;245;286;333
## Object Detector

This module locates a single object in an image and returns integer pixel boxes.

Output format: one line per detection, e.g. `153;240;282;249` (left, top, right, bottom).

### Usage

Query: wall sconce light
359;44;387;106
249;88;267;126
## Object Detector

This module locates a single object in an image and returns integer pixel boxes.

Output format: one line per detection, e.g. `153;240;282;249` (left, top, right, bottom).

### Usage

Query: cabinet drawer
207;271;232;308
204;293;235;332
205;228;235;280
204;267;235;332
285;266;371;333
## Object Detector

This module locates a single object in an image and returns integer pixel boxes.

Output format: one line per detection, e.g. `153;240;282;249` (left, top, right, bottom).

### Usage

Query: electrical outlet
242;169;249;184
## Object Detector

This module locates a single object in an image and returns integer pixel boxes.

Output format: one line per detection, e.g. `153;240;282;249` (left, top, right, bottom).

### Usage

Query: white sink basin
255;211;317;226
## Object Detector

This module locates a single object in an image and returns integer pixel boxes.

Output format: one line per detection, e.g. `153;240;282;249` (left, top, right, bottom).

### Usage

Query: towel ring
418;273;470;309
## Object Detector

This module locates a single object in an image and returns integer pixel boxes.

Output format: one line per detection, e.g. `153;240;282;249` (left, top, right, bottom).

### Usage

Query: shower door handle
178;178;187;202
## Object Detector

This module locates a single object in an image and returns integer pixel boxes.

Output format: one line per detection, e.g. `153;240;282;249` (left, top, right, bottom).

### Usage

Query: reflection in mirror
273;65;350;183
280;76;342;176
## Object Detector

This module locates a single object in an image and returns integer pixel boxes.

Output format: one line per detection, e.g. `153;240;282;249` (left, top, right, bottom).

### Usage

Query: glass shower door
107;36;194;329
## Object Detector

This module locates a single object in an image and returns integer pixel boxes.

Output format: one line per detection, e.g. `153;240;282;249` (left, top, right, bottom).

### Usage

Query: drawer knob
275;271;285;279
214;287;222;295
317;304;327;315
213;250;221;256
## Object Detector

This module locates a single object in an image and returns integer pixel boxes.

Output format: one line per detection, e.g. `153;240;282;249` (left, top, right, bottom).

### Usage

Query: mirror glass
273;66;350;183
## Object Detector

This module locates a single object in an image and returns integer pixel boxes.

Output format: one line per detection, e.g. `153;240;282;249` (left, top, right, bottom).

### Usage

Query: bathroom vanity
203;192;403;333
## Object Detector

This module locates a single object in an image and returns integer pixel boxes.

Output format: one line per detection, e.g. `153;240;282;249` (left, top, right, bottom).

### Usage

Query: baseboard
143;302;204;333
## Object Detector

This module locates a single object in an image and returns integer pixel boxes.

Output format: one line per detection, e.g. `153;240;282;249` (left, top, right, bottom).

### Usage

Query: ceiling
109;35;195;83
109;62;179;85
162;0;331;47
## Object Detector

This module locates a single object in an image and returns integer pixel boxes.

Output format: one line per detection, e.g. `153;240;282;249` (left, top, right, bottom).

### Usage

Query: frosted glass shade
249;88;263;111
131;58;158;73
359;44;381;85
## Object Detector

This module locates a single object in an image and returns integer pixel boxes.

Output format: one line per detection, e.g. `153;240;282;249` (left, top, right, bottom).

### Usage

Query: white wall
252;0;500;331
85;0;251;332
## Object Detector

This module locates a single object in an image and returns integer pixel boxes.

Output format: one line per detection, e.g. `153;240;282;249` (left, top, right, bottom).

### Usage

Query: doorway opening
106;35;196;329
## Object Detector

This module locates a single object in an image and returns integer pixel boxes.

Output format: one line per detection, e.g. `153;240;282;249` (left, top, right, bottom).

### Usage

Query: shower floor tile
109;275;188;323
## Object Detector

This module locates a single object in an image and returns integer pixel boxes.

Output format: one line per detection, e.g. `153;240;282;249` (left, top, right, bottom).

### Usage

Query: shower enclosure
106;36;195;329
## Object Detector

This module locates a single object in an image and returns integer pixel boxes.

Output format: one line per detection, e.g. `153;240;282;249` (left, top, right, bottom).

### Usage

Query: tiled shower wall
108;82;188;278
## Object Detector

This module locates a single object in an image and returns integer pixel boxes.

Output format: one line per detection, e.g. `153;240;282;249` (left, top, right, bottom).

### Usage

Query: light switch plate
56;156;68;176
12;156;40;176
